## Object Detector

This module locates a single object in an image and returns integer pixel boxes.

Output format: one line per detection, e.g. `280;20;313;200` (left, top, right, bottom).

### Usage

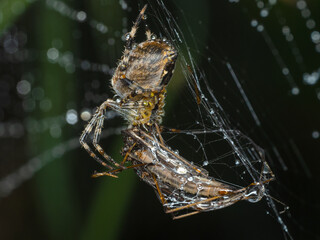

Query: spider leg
92;105;124;169
125;4;147;49
80;112;113;170
144;23;152;41
140;7;152;40
81;99;124;171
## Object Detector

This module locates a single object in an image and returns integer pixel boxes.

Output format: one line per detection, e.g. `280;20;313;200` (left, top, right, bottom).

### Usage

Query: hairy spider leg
125;4;148;49
92;139;147;178
80;99;126;173
93;112;125;169
140;6;152;40
80;110;114;170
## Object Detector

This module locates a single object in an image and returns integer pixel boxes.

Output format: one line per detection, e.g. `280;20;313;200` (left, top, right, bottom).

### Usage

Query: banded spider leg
80;99;124;177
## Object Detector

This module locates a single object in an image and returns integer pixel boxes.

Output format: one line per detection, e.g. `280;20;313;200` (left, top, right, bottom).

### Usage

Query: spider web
0;0;319;239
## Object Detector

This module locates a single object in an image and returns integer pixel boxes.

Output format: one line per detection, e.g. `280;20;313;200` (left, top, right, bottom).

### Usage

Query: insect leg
154;123;164;145
152;173;167;205
92;163;147;178
91;171;119;178
121;142;137;165
172;211;201;220
165;196;222;214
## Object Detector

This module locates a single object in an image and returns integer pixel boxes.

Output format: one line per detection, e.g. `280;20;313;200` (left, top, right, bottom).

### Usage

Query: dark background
0;0;319;239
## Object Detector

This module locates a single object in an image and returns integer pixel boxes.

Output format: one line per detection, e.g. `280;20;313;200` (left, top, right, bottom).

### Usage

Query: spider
80;5;177;174
80;5;274;219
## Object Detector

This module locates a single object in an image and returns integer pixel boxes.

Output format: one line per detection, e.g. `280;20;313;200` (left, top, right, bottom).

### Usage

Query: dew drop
303;71;319;85
282;68;289;75
50;124;62;138
291;87;300;95
260;9;269;18
251;19;258;27
47;48;59;61
257;1;264;9
312;131;319;139
176;167;187;174
306;19;315;29
257;24;264;32
80;109;92;121
311;31;320;44
17;80;31;95
296;0;307;10
301;9;311;18
40;98;52;112
76;11;87;22
66;109;78;125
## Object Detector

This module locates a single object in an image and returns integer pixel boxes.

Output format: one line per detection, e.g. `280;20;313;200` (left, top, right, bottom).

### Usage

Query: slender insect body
122;127;268;217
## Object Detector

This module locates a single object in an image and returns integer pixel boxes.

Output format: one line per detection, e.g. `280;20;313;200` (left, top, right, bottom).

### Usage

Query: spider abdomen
111;40;177;98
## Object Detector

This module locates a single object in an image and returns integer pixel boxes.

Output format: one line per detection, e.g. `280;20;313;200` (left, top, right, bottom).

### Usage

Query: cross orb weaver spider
80;5;274;219
80;5;177;172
